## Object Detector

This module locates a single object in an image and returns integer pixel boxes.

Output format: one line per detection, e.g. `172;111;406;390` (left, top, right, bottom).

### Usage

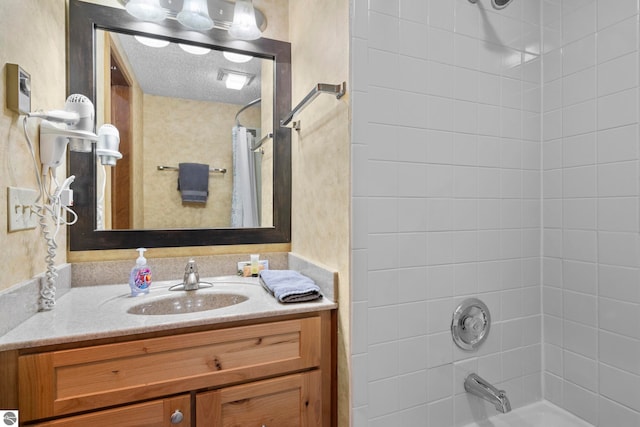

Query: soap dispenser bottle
129;248;152;296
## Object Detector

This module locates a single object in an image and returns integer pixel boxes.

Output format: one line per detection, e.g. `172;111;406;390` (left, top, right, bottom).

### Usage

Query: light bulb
228;0;261;40
177;0;214;31
179;44;211;55
134;35;170;48
223;51;253;63
125;0;166;22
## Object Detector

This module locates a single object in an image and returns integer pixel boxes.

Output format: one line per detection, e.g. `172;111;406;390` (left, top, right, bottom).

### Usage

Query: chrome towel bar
280;82;346;130
157;165;227;174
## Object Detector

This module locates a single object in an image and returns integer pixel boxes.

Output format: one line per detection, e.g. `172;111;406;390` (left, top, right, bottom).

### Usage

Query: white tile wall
352;0;542;425
541;0;640;426
352;0;640;425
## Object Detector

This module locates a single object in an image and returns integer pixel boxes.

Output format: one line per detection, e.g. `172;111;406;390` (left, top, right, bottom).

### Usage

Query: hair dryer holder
39;120;98;169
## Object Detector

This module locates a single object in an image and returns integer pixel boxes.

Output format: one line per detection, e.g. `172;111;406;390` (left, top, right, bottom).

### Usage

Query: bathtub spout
464;373;511;414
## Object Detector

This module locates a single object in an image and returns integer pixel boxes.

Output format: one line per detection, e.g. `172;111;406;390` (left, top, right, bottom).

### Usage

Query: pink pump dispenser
129;248;151;296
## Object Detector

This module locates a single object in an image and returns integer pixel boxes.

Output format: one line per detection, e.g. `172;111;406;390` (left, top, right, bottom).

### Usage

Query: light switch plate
7;187;38;232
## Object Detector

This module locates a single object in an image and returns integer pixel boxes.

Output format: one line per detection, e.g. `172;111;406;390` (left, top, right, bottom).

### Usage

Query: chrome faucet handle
183;259;200;290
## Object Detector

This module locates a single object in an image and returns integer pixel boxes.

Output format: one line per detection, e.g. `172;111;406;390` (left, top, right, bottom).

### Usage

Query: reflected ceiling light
134;35;170;48
223;51;253;63
125;0;166;22
228;0;262;40
177;0;214;30
178;43;211;55
217;69;255;90
225;73;247;90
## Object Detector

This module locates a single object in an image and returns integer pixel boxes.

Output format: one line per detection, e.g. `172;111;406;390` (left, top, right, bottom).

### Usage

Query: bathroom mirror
97;30;273;231
67;0;291;250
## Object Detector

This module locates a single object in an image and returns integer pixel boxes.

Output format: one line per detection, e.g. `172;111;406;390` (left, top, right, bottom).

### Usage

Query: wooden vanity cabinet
5;311;335;427
30;395;190;427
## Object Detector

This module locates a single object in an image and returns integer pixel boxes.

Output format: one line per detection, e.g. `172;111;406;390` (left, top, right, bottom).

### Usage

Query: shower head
468;0;514;10
492;0;512;9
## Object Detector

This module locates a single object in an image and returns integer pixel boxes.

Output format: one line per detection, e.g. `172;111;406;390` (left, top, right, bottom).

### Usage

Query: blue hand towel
178;163;209;203
259;270;323;303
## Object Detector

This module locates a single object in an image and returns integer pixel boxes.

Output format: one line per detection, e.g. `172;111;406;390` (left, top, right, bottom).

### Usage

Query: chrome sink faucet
169;259;212;291
183;259;200;290
464;373;511;414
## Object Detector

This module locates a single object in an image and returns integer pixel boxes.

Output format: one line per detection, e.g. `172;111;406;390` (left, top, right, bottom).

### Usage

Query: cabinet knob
170;409;184;424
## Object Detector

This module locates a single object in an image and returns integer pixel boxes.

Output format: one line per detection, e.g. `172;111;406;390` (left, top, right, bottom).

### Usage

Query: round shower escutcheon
451;298;491;351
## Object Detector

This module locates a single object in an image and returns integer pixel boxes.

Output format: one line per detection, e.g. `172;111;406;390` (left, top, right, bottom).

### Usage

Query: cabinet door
31;395;190;427
197;371;322;427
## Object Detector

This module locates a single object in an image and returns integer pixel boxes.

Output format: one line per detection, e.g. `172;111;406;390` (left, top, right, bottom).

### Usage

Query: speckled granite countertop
0;276;336;351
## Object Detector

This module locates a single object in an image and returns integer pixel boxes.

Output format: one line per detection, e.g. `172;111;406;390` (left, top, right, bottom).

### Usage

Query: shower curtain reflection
231;125;261;227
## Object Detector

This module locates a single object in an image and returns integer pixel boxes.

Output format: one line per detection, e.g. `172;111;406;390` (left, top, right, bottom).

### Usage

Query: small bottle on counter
129;248;152;296
250;254;260;277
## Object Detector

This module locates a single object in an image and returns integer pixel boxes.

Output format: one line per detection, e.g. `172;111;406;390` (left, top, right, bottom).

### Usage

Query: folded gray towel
259;270;323;303
177;163;209;203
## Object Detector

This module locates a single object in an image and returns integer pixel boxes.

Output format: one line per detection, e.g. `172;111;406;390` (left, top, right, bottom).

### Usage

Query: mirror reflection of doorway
109;52;132;229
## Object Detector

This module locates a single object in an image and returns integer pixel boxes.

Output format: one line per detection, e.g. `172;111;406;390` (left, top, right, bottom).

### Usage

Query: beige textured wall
289;0;351;425
0;0;67;290
141;94;260;229
257;0;289;41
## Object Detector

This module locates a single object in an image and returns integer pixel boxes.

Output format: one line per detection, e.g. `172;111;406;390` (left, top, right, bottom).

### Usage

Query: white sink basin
127;292;248;315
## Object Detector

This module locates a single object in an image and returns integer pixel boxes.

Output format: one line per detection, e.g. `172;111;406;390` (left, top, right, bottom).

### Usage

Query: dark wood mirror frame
67;0;291;250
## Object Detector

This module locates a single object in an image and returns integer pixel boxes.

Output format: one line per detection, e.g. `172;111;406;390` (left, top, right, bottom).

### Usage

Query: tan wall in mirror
289;0;350;425
130;61;145;229
141;94;261;229
0;0;67;291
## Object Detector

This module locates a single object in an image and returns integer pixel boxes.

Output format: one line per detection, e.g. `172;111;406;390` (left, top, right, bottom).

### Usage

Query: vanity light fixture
223;51;253;63
178;43;211;55
177;0;214;30
228;0;262;40
125;0;166;22
217;69;254;90
134;35;170;48
121;0;265;40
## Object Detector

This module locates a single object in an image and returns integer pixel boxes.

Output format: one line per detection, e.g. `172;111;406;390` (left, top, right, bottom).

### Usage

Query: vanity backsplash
72;252;288;286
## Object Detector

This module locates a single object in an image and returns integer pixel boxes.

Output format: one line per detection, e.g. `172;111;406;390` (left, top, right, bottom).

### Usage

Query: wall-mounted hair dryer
24;94;121;312
34;94;121;170
27;109;80;125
